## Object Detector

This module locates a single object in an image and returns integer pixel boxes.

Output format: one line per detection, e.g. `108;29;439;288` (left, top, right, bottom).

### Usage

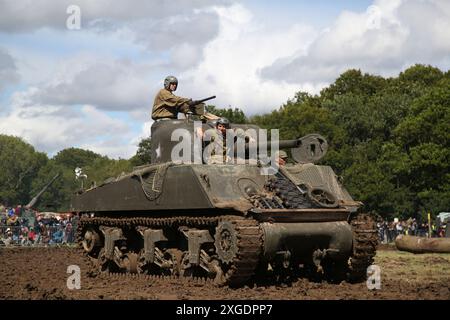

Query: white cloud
179;4;319;115
0;90;135;158
261;0;450;83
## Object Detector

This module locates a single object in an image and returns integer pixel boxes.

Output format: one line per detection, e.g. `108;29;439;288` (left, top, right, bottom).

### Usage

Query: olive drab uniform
152;88;205;120
204;128;230;164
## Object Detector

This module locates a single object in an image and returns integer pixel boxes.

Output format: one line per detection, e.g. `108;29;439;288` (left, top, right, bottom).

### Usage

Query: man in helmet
204;117;232;164
151;76;205;120
275;150;288;166
216;117;230;136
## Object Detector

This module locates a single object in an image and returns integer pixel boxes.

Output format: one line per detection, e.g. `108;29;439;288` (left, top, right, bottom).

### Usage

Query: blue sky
0;0;449;159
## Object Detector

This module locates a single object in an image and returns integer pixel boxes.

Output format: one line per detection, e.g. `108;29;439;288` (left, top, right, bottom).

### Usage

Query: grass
375;250;450;283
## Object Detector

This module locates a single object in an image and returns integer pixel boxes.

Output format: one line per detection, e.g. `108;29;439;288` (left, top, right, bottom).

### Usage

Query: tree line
0;64;448;220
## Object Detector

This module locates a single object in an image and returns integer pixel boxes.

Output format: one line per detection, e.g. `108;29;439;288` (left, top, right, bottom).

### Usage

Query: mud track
0;246;449;300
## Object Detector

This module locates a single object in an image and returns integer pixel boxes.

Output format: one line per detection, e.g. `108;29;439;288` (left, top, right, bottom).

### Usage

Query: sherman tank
71;117;377;286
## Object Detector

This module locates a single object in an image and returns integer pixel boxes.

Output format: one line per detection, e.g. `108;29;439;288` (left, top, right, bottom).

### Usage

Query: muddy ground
0;245;449;300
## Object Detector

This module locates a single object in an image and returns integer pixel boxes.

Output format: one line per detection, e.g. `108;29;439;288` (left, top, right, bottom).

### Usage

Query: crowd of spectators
376;217;448;243
1;203;447;247
0;204;77;247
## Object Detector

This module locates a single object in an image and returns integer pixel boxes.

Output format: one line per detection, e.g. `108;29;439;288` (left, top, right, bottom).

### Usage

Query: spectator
52;228;64;244
28;227;36;244
396;221;403;236
65;223;74;243
3;228;13;246
14;205;22;217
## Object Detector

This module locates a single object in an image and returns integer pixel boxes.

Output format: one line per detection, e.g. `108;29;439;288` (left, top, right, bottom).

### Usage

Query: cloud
0;53;153;158
0;93;135;158
2;0;450;160
178;4;319;115
0;0;228;32
261;0;450;84
0;48;19;92
0;1;226;72
130;10;220;51
19;55;157;111
10;3;316;117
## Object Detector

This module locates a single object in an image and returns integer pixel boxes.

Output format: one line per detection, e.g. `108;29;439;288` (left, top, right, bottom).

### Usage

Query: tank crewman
204;117;231;164
274;150;288;166
151;76;205;120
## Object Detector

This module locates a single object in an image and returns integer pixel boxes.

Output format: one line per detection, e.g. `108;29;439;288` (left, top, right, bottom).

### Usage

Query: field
0;245;449;300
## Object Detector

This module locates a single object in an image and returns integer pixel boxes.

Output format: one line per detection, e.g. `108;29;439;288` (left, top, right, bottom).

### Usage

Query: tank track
76;215;262;287
348;213;378;282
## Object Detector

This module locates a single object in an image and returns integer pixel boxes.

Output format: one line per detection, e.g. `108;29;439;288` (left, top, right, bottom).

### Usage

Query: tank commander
152;76;206;120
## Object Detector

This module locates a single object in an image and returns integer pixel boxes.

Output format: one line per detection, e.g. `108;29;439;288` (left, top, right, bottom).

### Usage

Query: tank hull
72;162;377;286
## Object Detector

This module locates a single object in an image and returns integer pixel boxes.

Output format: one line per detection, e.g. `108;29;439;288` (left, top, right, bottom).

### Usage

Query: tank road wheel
82;228;101;255
321;259;349;283
97;248;117;273
180;251;208;278
138;248;182;276
164;248;182;276
122;252;139;274
348;213;378;283
213;218;262;287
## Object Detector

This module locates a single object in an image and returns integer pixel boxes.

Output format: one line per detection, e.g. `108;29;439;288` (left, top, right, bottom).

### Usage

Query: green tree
130;137;152;167
320;69;387;100
0;135;47;206
52;147;104;169
206;106;248;123
251;65;449;218
31;162;75;211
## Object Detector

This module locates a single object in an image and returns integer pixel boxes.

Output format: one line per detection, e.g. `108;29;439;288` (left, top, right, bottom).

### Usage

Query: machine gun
188;95;216;108
186;95;216;115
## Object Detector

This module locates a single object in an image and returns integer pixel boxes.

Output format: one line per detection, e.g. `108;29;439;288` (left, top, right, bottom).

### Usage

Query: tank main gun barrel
242;134;328;163
244;139;300;152
25;173;60;209
276;139;301;149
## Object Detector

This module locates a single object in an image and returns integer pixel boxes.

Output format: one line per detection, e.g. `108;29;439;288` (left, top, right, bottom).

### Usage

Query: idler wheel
82;229;101;254
214;221;238;264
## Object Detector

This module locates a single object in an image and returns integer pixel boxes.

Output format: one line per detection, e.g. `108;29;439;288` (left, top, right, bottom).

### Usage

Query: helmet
216;117;230;129
164;76;178;90
276;150;288;159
